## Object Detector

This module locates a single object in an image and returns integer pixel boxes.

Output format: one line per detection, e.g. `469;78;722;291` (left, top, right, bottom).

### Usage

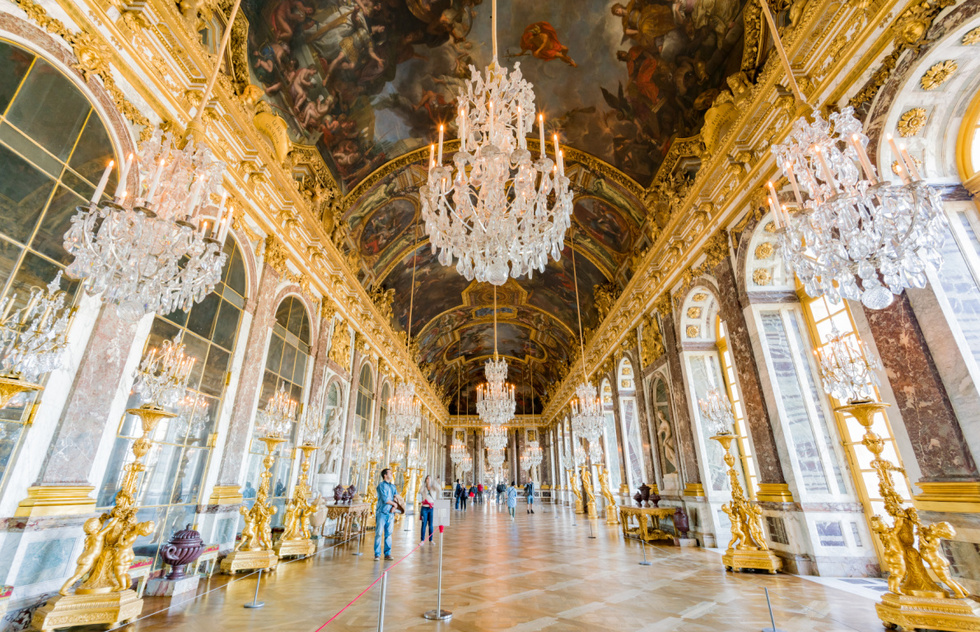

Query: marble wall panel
661;315;702;485
14;538;74;586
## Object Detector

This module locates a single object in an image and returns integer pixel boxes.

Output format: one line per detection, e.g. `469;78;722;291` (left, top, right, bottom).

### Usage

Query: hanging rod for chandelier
419;0;573;287
760;0;945;311
569;227;603;443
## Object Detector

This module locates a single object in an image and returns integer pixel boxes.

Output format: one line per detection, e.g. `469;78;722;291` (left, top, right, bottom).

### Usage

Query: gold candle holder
221;435;283;574
0;374;41;409
410;467;422;515
595;464;619;525
33;404;171;631
837;401;980;630
711;433;780;574
276;443;317;558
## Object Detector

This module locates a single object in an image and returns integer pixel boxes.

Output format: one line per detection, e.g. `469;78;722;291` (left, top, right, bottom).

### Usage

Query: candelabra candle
133;335;196;409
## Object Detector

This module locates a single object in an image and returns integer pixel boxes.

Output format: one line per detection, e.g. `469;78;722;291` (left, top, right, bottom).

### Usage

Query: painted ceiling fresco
244;0;749;190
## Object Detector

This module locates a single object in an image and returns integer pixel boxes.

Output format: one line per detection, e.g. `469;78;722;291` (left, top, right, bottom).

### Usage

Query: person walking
454;479;463;511
419;474;437;544
506;481;518;519
374;468;398;561
477;483;484;504
460;481;468;511
525;480;535;514
496;482;506;505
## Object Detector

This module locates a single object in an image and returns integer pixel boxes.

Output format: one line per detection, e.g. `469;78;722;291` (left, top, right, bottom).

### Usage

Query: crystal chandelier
815;329;882;404
257;383;298;440
365;434;385;463
568;228;604;444
476;287;515;425
459;452;473;475
174;392;209;438
573;442;586;468
419;0;572;286
487;446;505;473
484;423;508;451
520;440;543;473
0;272;75;386
450;431;467;468
132;335;196;409
408;444;424;469
757;2;944;311
64;1;245;321
698;387;735;436
587;438;603;463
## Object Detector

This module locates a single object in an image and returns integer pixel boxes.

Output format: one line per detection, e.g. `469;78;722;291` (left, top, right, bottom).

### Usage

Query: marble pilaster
627;347;659;485
338;345;362;485
660;314;702;488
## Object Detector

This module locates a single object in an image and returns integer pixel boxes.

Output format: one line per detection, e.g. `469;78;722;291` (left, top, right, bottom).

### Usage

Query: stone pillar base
274;538;315;558
913;482;980;513
15;486;96;518
145;575;200;599
756;483;795;503
31;589;142;631
683;483;705;498
877;590;980;632
220;549;278;574
207;485;244;505
722;548;782;574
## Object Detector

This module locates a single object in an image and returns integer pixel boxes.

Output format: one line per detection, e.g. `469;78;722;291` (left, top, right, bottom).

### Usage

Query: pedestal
722;548;781;574
31;589;142;631
877;591;980;631
145;575;200;599
275;538;315;558
220;549;279;574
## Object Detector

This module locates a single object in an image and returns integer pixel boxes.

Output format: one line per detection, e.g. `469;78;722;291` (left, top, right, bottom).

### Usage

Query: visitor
275;478;286;496
242;481;256;499
374;468;397;561
526;480;535;514
419;474;437;544
460;481;468;511
496;482;506;505
454;479;463;510
506;481;518;519
477;482;484;504
469;483;477;506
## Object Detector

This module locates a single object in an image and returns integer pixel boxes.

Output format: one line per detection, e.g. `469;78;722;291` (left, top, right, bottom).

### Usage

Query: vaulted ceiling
243;0;754;412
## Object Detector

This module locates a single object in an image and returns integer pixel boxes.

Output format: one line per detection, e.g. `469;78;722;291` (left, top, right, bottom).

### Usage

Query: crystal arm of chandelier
815;328;883;404
698;387;735;436
133;335;196;409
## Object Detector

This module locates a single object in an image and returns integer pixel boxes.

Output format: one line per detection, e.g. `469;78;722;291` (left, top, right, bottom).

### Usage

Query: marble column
338;345;362;485
864;293;979;482
712;256;791;499
211;258;281;497
660;313;703;489
628;346;659;486
18;305;151;515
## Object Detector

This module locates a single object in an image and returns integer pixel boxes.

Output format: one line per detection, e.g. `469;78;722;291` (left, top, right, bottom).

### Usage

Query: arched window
98;238;248;564
0;40;119;489
353;362;374;483
600;378;622;493
245;295;311;525
617;357;644;489
716;317;757;499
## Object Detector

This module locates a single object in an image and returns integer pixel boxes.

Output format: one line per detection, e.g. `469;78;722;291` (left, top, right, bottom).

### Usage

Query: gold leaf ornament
897;108;927;137
920;60;958;90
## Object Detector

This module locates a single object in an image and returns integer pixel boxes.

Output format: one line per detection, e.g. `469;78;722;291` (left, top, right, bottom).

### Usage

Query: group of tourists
373;471;539;559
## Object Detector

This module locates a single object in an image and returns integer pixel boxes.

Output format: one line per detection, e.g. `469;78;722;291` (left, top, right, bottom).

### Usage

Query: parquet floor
100;502;884;631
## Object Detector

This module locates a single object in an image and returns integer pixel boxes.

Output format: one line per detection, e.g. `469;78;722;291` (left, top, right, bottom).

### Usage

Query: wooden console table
619;507;675;543
325;503;371;541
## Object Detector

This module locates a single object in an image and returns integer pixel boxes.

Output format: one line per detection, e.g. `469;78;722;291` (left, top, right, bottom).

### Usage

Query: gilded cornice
449;415;547;429
541;0;915;425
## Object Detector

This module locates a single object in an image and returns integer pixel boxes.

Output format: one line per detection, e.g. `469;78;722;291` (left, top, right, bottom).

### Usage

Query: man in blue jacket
374;468;397;561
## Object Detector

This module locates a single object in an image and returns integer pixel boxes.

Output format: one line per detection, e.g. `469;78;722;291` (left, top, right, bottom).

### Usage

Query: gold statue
837;401;980;630
222;437;283;573
595;464;619;525
580;465;597;519
276;444;318;557
568;468;584;514
711;433;780;573
60;516;112;595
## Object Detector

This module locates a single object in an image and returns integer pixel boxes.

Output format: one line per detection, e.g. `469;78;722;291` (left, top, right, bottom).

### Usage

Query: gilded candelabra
33;404;170;631
276;443;317;558
221;436;282;574
580;465;597;519
363;459;379;529
839;401;980;631
567;468;583;514
410;468;423;515
711;433;781;574
595;464;619;525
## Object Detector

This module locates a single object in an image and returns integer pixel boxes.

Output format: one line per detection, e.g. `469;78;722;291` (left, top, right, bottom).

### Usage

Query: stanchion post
353;525;363;556
639;539;652;566
423;525;452;621
243;569;266;608
588;516;596;539
762;587;786;632
377;571;388;632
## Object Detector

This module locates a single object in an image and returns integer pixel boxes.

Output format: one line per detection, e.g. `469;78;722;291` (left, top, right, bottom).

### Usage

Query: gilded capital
264;235;289;276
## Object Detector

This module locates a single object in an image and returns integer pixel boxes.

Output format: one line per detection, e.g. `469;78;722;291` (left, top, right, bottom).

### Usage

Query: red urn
161;525;204;580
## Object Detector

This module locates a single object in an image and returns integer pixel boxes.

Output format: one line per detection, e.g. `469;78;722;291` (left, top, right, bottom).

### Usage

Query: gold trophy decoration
595;464;619;525
0;272;75;409
276;409;320;557
362;435;384;529
580;464;598;519
34;335;194;631
565;457;584;514
816;330;980;631
700;387;781;574
222;384;296;573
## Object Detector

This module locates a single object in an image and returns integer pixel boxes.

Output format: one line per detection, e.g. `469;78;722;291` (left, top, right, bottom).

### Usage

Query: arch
358;362;375;394
650;373;680;480
617;356;635;392
271;290;315;350
679;285;721;342
600;378;614;412
743;212;793;292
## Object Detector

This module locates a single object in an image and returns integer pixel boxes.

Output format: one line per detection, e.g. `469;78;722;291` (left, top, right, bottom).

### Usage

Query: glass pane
293;349;308;384
0;237;21;296
32;185;83;265
287;300;304;338
171;447;208;504
180;332;209;392
0;123;63;179
200;346;229;397
0;419;26;482
185;395;218;445
140;442;179;506
6;59;90;161
0;140;56;244
280;344;296;382
97;435;133;506
186;291;219;339
7;250;63;310
212;299;240;350
67;112;114;186
266;334;284;373
275;298;292;329
224;241;247;296
0;43;33;114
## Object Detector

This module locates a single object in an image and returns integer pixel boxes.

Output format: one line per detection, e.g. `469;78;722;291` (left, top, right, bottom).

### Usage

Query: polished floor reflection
108;502;883;631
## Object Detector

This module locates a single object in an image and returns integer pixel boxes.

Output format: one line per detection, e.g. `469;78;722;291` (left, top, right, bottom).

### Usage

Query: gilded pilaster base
31;589;142;631
220;549;278;574
683;483;705;497
876;591;980;631
15;486;96;517
913;482;980;513
207;485;244;505
756;483;795;503
274;538;315;558
722;549;782;574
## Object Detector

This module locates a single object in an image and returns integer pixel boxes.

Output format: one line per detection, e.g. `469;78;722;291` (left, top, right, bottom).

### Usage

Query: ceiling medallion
686;325;701;338
920;60;957;91
686;307;702;319
752;268;773;286
418;0;572;286
754;242;776;260
898;108;928;137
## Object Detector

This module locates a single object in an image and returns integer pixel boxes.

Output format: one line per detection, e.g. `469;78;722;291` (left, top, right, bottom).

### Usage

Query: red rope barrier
313;540;424;631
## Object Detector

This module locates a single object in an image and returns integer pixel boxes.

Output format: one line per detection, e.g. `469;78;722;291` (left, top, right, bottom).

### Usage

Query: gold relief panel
898;108;927;137
686;325;700;338
686;307;702;319
691;292;707;302
754;242;775;260
964;26;980;46
752;268;773;286
920;60;957;91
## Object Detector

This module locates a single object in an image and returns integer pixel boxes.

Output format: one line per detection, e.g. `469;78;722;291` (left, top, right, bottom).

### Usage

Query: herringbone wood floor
86;502;882;631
